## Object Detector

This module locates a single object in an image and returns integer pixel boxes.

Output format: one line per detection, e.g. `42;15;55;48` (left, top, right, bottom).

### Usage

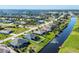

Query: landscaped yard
59;17;79;53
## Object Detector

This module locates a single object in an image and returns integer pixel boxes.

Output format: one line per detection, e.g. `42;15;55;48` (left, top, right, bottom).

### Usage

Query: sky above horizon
0;5;79;10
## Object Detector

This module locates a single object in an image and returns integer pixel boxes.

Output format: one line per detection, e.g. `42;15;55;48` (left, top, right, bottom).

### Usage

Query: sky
0;5;79;10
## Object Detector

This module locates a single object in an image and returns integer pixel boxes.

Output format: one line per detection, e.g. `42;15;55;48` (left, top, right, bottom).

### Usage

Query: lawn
59;17;79;53
10;28;29;34
1;39;12;44
0;34;12;40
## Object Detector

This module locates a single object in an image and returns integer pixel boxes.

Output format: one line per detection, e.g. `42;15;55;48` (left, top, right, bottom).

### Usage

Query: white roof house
37;20;44;24
43;25;52;32
44;27;52;32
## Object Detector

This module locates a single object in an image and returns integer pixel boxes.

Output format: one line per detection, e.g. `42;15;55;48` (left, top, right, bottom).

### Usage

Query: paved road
0;15;64;43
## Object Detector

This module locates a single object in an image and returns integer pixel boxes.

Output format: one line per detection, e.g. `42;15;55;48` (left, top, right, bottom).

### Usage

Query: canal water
40;16;76;53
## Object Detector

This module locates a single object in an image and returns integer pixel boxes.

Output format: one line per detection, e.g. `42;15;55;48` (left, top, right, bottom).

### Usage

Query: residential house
0;44;11;53
33;28;47;35
10;38;29;48
43;25;52;32
34;29;44;35
0;29;12;34
14;21;26;25
24;33;36;40
37;19;44;24
51;24;58;30
2;20;12;23
24;33;40;41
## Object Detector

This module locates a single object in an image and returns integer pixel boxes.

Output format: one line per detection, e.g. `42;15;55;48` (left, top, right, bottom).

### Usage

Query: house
0;44;11;53
51;24;58;30
37;20;44;24
34;29;44;35
45;27;52;32
2;20;12;23
43;25;52;32
20;21;26;25
24;33;40;41
10;38;29;48
14;21;26;25
24;33;36;40
0;29;12;34
33;28;47;35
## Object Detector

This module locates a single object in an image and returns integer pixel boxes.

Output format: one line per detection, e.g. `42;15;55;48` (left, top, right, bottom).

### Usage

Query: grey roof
0;30;12;34
24;34;36;40
10;38;28;47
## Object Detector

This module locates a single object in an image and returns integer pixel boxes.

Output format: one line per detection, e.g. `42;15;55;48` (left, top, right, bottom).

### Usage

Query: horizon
0;5;79;10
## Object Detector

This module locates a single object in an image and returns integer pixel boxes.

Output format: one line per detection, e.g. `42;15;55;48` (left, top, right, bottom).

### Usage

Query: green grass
0;34;12;40
59;17;79;53
10;28;29;34
1;39;12;44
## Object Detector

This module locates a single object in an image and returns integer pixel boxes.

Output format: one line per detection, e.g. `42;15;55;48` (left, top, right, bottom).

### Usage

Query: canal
40;16;76;53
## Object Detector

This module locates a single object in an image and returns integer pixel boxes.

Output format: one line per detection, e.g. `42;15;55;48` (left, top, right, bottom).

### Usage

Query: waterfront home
24;33;40;41
10;38;29;48
0;29;12;34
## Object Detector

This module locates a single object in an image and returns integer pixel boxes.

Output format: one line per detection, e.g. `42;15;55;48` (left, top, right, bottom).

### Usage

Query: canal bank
40;16;76;53
59;16;79;53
